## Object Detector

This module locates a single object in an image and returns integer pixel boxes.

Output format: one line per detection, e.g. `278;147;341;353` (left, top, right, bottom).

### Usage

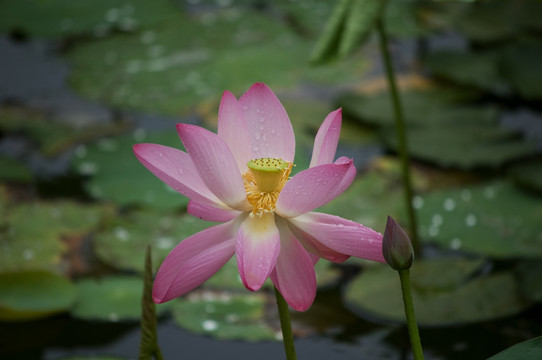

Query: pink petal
329;156;357;199
236;213;280;291
217;91;252;172
310;108;342;167
133;143;221;206
177;124;250;211
287;221;350;263
187;200;239;222
238;83;295;162
289;212;385;263
270;219;316;311
153;220;238;303
275;160;354;218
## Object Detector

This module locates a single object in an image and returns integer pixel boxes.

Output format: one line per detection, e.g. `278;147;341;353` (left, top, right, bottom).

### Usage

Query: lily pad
339;89;536;169
171;290;278;341
0;201;111;272
0;271;76;321
0;0;181;38
72;129;189;210
488;336;542;360
65;6;367;115
0;105;126;157
72;276;168;321
417;181;542;258
344;258;529;326
93;209;215;273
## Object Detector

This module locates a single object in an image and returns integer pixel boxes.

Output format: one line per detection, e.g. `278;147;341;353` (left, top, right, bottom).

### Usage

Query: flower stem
398;269;424;360
376;17;421;256
274;286;297;360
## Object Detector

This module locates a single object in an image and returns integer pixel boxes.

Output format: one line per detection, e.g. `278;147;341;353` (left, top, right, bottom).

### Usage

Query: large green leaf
0;271;76;321
72;129;189;209
338;89;536;169
344;258;530;326
0;0;181;38
171;290;278;341
417;181;542;258
65;6;366;115
0;201;111;272
72;276;169;321
93;209;215;273
488;336;542;360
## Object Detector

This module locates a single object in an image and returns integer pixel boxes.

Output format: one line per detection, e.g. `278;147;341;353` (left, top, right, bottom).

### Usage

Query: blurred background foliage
0;0;541;359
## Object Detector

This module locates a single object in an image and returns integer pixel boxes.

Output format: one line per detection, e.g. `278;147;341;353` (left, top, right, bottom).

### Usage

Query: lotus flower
133;83;384;311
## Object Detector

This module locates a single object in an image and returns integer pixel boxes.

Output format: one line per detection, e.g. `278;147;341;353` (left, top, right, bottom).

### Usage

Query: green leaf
338;0;384;58
338;89;536;169
0;0;182;38
344;258;530;325
417;181;542;258
72;276;169;321
171;290;278;341
0;271;76;321
65;7;367;115
72;129;189;209
0;201;111;272
94;209;215;273
309;0;352;64
488;336;542;360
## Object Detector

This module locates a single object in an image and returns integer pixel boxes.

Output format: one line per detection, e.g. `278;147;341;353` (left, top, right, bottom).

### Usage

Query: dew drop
432;214;443;227
114;227;130;241
23;249;34;260
443;198;455;211
461;189;472;202
450;238;462;250
465;214;477;227
336;223;344;228
108;313;120;322
242;105;248;111
412;195;424;209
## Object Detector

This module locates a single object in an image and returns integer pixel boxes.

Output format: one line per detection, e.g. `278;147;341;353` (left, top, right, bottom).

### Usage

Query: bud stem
398;269;425;360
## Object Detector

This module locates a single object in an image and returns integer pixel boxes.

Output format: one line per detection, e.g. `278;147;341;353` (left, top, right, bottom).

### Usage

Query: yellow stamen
243;158;293;216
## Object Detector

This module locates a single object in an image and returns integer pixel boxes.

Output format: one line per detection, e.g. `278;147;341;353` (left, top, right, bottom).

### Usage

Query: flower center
243;157;293;216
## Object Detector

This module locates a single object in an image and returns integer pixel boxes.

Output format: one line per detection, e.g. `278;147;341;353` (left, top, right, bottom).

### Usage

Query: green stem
398;269;424;360
376;17;421;256
274;286;297;360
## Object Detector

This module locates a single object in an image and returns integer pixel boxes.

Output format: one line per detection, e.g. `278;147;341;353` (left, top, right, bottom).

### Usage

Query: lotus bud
382;216;414;270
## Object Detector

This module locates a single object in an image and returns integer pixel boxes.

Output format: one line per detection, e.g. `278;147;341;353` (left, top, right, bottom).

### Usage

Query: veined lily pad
94;209;215;273
0;271;76;321
344;258;529;326
72;276;169;321
0;201;111;272
171;290;279;341
417;181;542;258
72;129;189;210
0;0;181;38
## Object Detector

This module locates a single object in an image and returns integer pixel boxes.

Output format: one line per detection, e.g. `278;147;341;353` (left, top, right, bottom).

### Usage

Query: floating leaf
72;276;169;321
488;336;542;360
171;290;278;341
54;357;127;360
418;181;542;258
0;0;181;38
94;209;215;273
0;271;76;321
72;129;188;209
0;201;111;272
65;6;367;115
339;89;536;168
344;258;529;326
